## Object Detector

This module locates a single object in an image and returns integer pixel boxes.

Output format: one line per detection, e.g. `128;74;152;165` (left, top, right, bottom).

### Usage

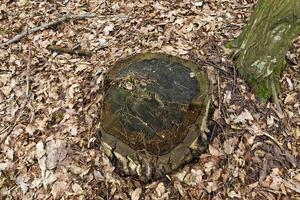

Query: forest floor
0;0;300;199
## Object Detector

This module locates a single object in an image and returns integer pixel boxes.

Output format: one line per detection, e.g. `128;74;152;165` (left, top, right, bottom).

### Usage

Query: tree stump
99;53;210;181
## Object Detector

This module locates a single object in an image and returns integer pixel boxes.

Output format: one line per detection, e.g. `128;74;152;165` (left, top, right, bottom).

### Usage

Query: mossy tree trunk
233;0;300;100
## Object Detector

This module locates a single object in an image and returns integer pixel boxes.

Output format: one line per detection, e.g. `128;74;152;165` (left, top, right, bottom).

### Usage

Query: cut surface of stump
99;53;210;181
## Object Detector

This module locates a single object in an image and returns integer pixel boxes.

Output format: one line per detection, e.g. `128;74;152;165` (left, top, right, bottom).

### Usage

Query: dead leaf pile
0;0;299;199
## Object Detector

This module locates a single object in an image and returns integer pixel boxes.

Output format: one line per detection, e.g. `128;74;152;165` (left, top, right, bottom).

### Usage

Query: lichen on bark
233;0;300;100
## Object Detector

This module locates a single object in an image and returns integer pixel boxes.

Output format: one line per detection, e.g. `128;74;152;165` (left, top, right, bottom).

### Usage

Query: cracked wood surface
99;53;211;181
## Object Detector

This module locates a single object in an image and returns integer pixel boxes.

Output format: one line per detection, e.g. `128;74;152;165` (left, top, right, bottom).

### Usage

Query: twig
246;125;284;151
217;76;221;112
26;47;31;97
0;13;97;48
260;131;284;151
234;5;253;10
0;70;12;74
232;64;237;94
47;45;93;57
204;60;231;75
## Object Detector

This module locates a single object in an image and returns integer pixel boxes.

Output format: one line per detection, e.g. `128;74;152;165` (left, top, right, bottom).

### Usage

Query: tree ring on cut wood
99;52;210;181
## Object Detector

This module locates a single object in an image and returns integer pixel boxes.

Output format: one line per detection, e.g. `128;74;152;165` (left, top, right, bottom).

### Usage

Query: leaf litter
0;0;300;199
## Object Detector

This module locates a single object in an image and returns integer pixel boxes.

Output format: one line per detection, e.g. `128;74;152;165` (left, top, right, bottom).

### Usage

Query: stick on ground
0;13;97;48
47;45;93;57
26;47;32;97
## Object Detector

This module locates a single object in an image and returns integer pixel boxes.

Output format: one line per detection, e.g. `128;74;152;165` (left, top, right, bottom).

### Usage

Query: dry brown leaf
223;90;232;104
103;23;114;36
209;144;223;157
205;182;218;193
183;169;203;186
293;173;300;182
174;181;185;196
204;161;215;175
72;183;84;195
30;178;42;189
155;182;166;197
25;124;36;135
1;1;299;199
0;161;12;171
223;137;238;155
46;139;67;170
233;109;254;124
51;181;68;199
131;187;142;200
228;190;241;199
16;175;29;194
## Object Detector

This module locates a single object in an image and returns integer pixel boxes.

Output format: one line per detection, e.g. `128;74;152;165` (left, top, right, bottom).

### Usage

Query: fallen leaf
16;175;29;194
204;161;215;175
0;161;12;171
25;123;36;135
228;190;241;198
51;181;68;199
131;187;142;200
269;169;282;191
103;23;114;36
46;139;67;170
223;90;232;104
209;144;222;157
155;182;165;197
233;109;254;123
30;178;42;189
184;169;203;186
293;173;300;182
206;182;218;193
72;183;84;195
36;141;46;159
223;137;238;155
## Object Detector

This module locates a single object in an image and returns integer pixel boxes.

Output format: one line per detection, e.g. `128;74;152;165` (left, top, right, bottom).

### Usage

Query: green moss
233;0;300;101
254;81;272;101
225;40;236;49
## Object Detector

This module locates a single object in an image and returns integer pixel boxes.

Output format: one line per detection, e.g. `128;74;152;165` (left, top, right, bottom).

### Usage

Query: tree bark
233;0;300;100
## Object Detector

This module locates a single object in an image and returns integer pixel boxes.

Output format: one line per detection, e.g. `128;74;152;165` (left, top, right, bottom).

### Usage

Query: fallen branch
0;13;97;48
47;45;93;57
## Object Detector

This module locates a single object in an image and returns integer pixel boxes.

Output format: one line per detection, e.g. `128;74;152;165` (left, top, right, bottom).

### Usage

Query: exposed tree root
271;79;283;114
